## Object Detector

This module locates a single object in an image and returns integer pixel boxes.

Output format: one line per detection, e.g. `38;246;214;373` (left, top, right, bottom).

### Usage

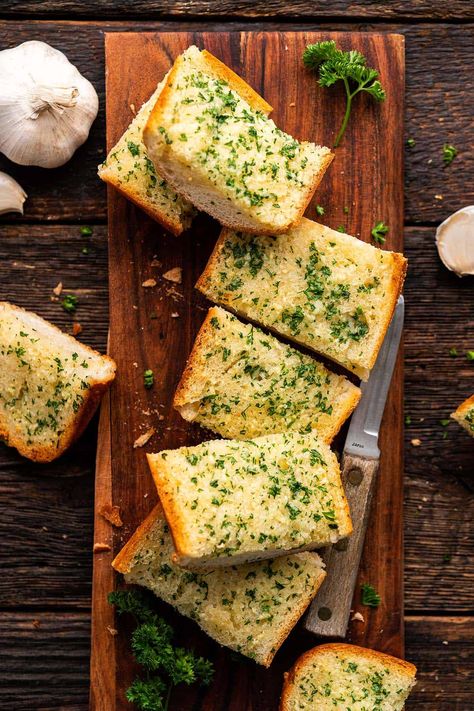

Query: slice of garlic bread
144;46;333;234
113;504;326;667
197;218;407;380
98;77;195;236
0;302;116;462
174;306;360;442
147;431;351;569
451;393;474;437
280;643;417;710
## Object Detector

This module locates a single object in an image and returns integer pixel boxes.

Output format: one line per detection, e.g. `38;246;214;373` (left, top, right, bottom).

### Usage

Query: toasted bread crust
280;643;417;710
0;302;116;463
98;168;184;236
112;503;163;573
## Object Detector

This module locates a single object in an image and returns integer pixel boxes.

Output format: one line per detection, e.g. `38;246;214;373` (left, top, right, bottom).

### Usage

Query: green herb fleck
466;351;474;361
361;583;381;608
80;226;93;236
144;369;154;389
443;144;457;165
406;138;416;148
316;205;325;216
371;221;389;245
449;347;458;357
61;294;78;313
127;141;140;156
404;415;412;426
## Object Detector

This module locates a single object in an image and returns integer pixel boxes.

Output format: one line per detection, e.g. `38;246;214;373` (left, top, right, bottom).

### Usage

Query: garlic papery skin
0;41;99;168
0;172;27;215
436;206;474;277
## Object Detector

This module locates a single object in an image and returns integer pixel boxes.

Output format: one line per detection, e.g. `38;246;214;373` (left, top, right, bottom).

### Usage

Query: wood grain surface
2;1;474;20
0;14;473;711
88;30;405;710
0;21;473;226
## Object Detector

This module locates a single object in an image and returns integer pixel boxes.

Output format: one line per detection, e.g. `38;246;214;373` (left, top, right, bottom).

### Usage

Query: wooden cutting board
90;31;405;711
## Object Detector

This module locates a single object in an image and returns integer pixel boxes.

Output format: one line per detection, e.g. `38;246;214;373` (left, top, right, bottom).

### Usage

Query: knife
305;295;405;638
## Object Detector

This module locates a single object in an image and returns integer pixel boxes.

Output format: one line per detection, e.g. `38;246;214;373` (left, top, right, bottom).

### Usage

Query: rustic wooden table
0;4;473;710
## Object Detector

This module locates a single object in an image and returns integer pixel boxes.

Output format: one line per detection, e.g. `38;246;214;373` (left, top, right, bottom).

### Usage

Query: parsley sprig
371;222;389;245
109;590;214;710
303;41;386;147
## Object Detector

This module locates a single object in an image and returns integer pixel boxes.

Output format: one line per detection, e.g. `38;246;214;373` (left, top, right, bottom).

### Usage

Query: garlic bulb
436;206;474;277
0;172;27;215
0;41;98;168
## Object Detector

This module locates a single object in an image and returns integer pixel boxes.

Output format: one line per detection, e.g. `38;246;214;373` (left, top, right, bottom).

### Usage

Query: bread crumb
142;278;157;288
151;258;162;267
99;503;123;528
72;322;82;335
427;159;433;164
411;438;421;447
129;103;136;115
107;625;119;636
53;282;63;296
442;640;449;645
434;194;443;200
93;542;111;553
163;267;182;284
62;534;68;540
133;427;156;448
351;611;365;622
171;312;180;318
289;102;295;107
32;619;41;629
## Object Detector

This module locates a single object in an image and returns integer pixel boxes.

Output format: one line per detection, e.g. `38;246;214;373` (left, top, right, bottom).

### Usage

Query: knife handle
304;453;379;638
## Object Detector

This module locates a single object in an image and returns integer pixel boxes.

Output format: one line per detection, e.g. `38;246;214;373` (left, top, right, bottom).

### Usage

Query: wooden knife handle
304;453;380;638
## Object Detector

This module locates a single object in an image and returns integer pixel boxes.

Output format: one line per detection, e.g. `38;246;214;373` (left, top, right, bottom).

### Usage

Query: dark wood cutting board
90;31;405;710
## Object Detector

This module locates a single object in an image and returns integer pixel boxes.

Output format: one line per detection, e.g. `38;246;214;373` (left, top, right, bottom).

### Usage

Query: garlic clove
0;172;27;215
436;206;474;277
0;41;99;168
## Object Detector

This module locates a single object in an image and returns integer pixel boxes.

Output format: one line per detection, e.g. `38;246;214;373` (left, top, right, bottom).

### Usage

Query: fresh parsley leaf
61;294;78;313
144;369;154;389
109;589;214;710
449;347;458;357
303;40;385;147
361;583;381;608
316;204;325;216
467;351;474;361
371;221;389;245
439;419;450;427
336;225;345;233
406;138;416;148
404;415;412;425
443;144;457;165
80;226;93;236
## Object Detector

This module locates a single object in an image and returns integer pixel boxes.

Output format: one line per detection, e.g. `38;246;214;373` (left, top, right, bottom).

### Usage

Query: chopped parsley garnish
80;226;93;236
127;141;140;156
61;294;78;313
316;204;325;216
144;369;154;389
449;347;458;357
361;583;381;607
371;221;389;245
406;138;416;148
443;144;457;165
467;351;474;361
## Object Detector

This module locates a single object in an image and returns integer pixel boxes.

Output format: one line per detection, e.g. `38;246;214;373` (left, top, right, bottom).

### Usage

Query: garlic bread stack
197;218;406;380
174;306;360;442
143;46;333;234
98;78;195;235
113;504;326;667
0;302;116;462
147;431;351;569
280;643;417;710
